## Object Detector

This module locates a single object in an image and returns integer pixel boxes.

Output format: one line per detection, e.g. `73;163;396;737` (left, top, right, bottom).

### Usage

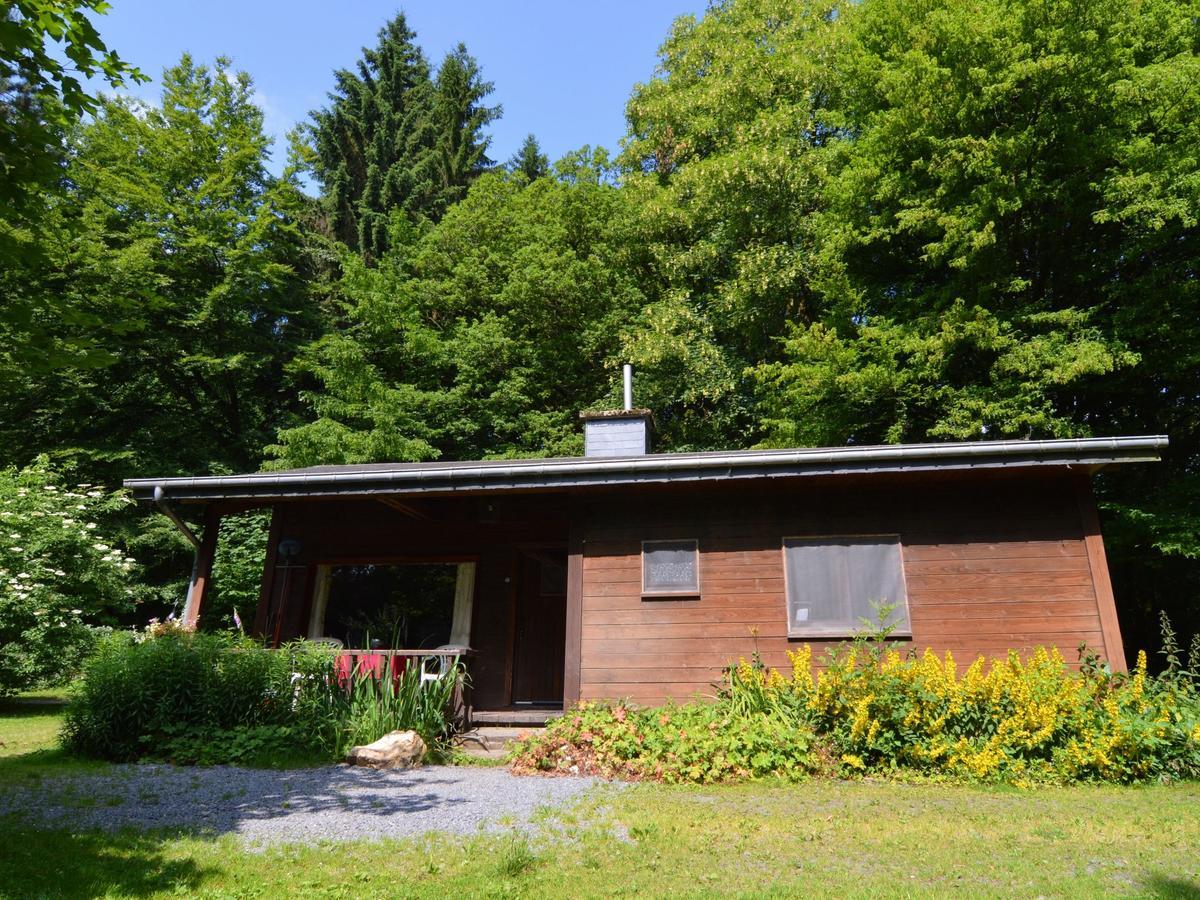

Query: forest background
2;0;1198;689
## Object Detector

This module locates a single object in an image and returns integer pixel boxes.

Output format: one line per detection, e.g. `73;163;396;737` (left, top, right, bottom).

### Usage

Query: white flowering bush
0;457;138;695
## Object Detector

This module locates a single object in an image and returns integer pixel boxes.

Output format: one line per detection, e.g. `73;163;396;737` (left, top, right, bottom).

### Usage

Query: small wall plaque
642;539;699;596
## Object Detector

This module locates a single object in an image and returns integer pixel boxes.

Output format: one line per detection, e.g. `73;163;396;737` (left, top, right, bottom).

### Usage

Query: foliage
0;1;145;385
0;0;143;221
507;134;549;182
431;43;501;214
269;167;648;466
335;659;466;757
729;637;1200;784
511;699;819;784
1;54;320;479
515;622;1200;786
62;631;466;764
0;458;137;695
206;511;270;632
304;14;498;258
62;631;343;762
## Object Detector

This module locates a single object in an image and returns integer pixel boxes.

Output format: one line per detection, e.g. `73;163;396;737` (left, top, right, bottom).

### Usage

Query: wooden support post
1076;477;1128;673
563;521;584;707
182;505;221;629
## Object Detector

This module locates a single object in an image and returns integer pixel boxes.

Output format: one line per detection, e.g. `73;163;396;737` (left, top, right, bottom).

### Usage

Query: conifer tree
431;43;501;214
308;13;437;260
508;133;549;182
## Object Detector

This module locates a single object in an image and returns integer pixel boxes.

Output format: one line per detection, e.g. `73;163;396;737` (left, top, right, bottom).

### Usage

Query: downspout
153;485;202;620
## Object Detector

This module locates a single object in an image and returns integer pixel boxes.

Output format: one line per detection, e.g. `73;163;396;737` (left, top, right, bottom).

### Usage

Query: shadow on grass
1147;875;1200;899
0;827;212;898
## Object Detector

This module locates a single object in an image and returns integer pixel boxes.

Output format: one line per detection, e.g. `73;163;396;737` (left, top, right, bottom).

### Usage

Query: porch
186;493;576;720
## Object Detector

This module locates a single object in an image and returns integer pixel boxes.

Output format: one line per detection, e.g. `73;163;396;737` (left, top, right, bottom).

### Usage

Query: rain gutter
127;435;1168;504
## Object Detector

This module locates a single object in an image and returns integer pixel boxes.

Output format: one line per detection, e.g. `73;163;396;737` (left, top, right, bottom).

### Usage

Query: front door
511;551;567;705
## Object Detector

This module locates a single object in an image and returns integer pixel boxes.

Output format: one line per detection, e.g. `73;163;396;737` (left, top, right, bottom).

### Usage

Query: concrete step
471;707;564;727
456;726;543;760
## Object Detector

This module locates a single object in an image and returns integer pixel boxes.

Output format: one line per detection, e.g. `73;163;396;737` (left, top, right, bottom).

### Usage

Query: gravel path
0;764;609;846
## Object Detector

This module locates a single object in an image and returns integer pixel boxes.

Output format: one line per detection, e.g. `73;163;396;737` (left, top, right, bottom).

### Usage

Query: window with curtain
782;536;910;637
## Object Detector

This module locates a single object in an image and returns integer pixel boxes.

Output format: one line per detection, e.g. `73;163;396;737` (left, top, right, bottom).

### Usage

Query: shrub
511;700;819;783
732;639;1200;785
513;632;1200;786
63;631;467;765
63;631;341;762
0;458;138;695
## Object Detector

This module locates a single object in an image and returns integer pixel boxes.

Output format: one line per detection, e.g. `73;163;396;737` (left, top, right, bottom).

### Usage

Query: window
782;536;910;637
642;539;699;596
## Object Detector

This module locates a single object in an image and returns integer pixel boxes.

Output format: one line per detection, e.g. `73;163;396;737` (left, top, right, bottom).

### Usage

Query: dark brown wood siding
577;471;1120;704
252;496;567;711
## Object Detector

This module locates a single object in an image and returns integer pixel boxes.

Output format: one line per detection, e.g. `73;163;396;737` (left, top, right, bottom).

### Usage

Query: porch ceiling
125;435;1167;503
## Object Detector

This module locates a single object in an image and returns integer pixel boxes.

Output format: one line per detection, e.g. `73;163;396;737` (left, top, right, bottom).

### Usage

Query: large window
642;539;700;597
782;536;910;637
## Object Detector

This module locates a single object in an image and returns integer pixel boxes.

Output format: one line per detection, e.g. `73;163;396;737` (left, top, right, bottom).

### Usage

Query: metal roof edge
124;435;1168;502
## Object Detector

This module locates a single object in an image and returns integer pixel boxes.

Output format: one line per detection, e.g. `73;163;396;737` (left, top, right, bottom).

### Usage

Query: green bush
0;458;138;695
511;700;818;783
63;631;341;762
513;630;1200;786
62;631;466;765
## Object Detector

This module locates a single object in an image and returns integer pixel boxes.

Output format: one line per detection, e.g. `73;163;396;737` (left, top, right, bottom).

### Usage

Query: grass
0;691;111;786
1;701;1199;897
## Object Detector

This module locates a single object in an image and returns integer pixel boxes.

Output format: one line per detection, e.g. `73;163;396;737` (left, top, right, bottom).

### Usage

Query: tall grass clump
335;661;466;758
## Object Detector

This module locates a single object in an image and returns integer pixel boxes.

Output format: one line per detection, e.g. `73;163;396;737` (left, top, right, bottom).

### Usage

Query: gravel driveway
0;764;608;846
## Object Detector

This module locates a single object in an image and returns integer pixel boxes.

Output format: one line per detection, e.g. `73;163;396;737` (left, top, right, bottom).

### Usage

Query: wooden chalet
126;390;1166;719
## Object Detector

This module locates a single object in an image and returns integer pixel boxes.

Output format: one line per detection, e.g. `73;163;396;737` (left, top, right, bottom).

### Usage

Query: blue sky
85;1;705;175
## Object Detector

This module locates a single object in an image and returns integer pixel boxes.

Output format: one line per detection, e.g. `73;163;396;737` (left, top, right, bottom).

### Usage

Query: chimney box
581;408;653;458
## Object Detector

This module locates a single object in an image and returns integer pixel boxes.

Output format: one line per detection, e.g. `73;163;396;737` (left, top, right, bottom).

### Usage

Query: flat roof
125;435;1168;503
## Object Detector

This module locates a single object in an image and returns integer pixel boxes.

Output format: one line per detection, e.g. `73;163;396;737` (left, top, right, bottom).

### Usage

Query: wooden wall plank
1075;478;1128;673
578;471;1114;704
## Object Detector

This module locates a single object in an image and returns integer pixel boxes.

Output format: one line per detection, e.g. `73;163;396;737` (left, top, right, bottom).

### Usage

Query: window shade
783;536;909;636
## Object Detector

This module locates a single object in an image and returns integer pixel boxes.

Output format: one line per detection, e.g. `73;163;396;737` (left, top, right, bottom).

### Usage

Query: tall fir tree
431;43;501;213
508;133;549;182
307;17;500;259
308;13;437;260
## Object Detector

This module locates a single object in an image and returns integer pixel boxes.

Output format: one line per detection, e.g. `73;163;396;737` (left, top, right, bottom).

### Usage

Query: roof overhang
125;435;1168;504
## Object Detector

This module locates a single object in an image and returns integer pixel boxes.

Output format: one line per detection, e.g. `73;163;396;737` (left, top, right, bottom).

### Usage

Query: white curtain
448;561;476;648
307;565;332;639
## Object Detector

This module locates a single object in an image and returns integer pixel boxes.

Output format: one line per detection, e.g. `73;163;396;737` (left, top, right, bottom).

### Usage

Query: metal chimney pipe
622;364;633;410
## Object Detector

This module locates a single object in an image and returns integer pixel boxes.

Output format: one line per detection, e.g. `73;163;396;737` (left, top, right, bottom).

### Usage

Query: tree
0;0;143;220
0;458;137;694
431;43;500;213
617;0;847;449
508;133;549;182
0;54;319;483
307;13;437;259
269;164;649;467
0;1;144;380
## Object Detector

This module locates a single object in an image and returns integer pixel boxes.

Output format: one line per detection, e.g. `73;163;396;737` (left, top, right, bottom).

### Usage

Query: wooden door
511;551;567;705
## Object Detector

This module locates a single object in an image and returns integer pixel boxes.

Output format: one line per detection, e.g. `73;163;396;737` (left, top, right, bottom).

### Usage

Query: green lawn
1;700;1198;898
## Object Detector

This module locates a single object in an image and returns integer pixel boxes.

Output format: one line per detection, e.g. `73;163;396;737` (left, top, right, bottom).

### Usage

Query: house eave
124;435;1168;504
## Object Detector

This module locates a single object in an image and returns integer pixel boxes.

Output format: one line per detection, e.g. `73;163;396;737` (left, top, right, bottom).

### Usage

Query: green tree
0;0;143;221
0;54;318;481
0;458;137;694
508;133;549;182
0;0;144;380
269;164;648;466
617;0;846;448
431;43;500;214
